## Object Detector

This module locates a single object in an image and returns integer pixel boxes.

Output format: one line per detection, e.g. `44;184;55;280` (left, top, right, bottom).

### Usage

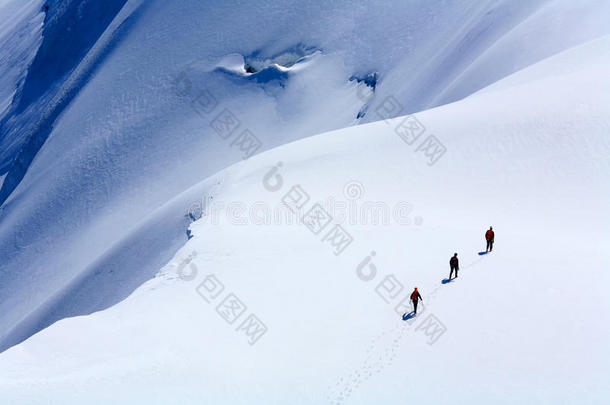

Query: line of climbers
407;226;495;317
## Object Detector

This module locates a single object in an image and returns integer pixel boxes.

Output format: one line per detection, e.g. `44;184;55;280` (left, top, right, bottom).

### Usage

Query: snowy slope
2;0;610;354
0;0;44;161
1;35;608;404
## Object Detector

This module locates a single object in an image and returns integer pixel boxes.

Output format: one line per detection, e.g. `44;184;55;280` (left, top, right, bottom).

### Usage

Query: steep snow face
379;0;610;114
0;0;129;191
0;35;608;404
0;0;44;166
1;0;610;353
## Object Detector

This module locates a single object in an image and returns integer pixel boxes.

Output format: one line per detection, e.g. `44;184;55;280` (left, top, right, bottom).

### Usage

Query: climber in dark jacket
449;253;459;279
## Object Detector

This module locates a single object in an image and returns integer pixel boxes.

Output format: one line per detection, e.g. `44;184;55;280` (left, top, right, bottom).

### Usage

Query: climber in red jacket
485;226;495;252
410;287;423;315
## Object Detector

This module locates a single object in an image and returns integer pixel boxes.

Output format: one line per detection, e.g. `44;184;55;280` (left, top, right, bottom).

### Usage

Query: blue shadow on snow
402;312;416;321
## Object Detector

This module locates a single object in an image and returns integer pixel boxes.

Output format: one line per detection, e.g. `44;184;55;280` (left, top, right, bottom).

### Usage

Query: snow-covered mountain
0;0;609;403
